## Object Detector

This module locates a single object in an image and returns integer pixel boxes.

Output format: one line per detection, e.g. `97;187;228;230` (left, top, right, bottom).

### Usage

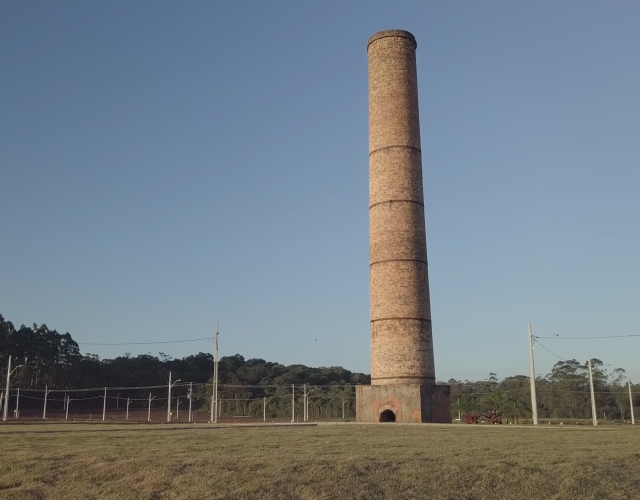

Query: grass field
1;423;638;500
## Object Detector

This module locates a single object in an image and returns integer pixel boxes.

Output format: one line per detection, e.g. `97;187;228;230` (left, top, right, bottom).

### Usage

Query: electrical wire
556;334;640;340
1;336;211;346
78;338;212;346
534;342;567;361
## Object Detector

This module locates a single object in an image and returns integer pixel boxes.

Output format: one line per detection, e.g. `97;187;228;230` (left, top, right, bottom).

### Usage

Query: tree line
1;314;637;421
0;314;368;418
449;358;637;423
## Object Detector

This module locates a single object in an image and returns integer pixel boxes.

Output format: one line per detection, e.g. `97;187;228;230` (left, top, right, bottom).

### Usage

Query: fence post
15;388;19;419
126;398;130;420
65;396;70;420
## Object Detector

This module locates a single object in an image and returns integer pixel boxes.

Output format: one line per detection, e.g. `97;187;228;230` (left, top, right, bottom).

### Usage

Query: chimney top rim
367;30;417;51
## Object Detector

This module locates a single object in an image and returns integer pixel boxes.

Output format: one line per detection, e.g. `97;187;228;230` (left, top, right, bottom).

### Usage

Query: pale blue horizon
1;1;639;382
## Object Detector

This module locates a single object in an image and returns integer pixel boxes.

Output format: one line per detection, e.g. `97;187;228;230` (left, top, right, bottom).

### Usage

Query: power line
556;334;640;340
2;336;211;346
535;342;566;361
78;337;211;346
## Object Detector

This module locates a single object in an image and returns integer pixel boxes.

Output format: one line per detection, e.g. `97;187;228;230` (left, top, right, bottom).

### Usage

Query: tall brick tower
356;30;450;423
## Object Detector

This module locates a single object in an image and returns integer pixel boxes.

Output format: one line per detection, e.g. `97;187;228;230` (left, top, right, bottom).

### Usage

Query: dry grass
0;422;639;499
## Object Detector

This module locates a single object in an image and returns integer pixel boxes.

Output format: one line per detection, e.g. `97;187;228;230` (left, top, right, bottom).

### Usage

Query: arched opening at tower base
379;410;396;422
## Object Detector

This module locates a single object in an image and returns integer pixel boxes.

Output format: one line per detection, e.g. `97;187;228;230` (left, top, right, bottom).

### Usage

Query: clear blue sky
2;1;639;382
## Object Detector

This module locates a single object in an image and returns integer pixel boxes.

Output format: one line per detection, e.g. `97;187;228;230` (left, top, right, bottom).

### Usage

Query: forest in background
1;314;637;421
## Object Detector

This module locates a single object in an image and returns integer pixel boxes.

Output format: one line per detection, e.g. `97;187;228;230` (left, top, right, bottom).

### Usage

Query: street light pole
305;389;315;422
43;385;52;420
3;355;11;422
3;356;23;422
527;326;559;426
148;393;155;422
167;372;181;422
263;397;268;422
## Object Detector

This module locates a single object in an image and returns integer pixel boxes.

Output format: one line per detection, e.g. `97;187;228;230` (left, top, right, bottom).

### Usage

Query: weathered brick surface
368;30;434;385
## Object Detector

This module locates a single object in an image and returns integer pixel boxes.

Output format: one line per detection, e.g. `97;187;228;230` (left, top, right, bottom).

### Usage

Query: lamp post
263;396;275;422
43;385;52;420
167;372;181;422
528;326;558;425
304;389;315;422
3;355;24;422
148;393;156;422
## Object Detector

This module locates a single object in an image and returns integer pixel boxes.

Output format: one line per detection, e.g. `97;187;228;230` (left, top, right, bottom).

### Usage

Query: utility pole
188;382;193;423
3;355;23;422
528;325;538;425
588;356;598;427
102;387;107;421
291;384;295;423
628;380;635;425
167;372;181;422
43;385;52;420
126;398;130;420
211;322;219;424
65;395;70;420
